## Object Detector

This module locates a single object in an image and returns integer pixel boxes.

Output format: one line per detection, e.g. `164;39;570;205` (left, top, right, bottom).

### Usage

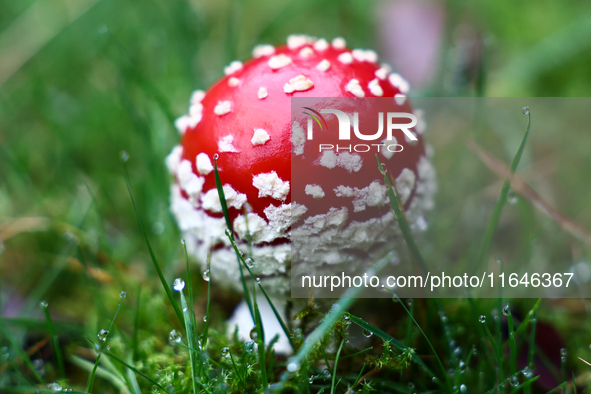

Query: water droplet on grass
173;278;185;291
203;316;207;322
256;277;261;283
120;291;126;298
286;358;299;372
40;300;48;308
507;190;518;205
169;329;182;345
522;106;530;115
245;340;255;353
203;270;210;281
221;347;230;357
363;329;373;338
213;153;220;160
479;315;486;323
502;304;511;316
293;328;303;339
322;368;331;378
249;328;258;341
120;151;129;162
510;376;520;387
245;258;255;268
460;384;467;393
152;222;165;235
522;366;533;378
47;382;62;392
225;229;232;237
97;329;109;342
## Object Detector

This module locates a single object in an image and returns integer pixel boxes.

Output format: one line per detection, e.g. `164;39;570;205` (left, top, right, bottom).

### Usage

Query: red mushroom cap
166;35;436;293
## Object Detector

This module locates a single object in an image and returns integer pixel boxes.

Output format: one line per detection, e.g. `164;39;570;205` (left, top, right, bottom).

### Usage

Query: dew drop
510;376;520;387
460;384;467;393
293;328;303;339
40;300;48;308
202;270;210;281
213;153;220;160
245;258;255;268
522;365;533;378
97;24;108;34
286;358;299;372
152;222;165;235
203;316;208;322
256;277;261;283
507;190;519;205
249;327;258;341
322;368;331;378
119;291;126;299
120;150;129;162
47;382;63;392
453;346;462;357
64;389;73;392
479;315;486;323
459;360;466;372
169;329;182;345
522;106;530;115
182;307;188;312
502;304;511;316
97;329;109;342
32;358;44;375
181;239;186;245
495;256;503;265
472;348;478;356
173;278;185;291
225;229;232;237
245;340;255;353
432;376;439;384
363;329;373;338
221;347;230;357
560;347;568;356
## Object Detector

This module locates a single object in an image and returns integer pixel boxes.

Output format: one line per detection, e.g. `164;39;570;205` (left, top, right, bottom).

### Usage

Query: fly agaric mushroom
166;34;436;298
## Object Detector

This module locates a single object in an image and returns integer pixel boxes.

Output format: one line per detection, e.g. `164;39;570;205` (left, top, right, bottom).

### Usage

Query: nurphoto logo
303;106;417;153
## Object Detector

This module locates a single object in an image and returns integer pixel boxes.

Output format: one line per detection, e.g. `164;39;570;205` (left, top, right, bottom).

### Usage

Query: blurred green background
1;0;591;390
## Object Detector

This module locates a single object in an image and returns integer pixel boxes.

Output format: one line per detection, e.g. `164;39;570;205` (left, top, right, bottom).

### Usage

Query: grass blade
123;162;184;326
503;304;518;375
223;231;295;350
330;339;345;394
178;286;198;394
482;318;505;387
86;294;125;393
132;285;142;361
213;156;255;323
475;110;532;269
202;253;211;349
40;302;65;379
253;288;268;389
392;295;450;389
375;155;428;275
